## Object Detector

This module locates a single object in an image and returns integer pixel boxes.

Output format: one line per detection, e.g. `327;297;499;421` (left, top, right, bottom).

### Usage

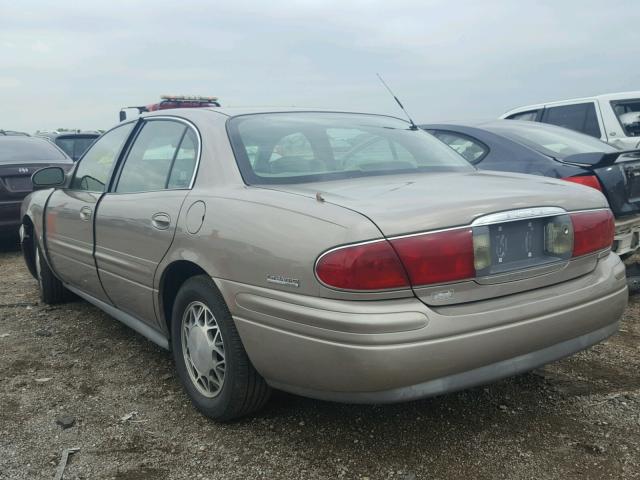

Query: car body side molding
65;283;170;350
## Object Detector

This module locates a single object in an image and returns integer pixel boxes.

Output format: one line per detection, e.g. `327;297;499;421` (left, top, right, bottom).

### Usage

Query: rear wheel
626;262;640;293
34;238;67;304
171;275;271;421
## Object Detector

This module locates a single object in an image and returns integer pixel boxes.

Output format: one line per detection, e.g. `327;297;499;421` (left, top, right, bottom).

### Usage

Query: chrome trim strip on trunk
471;206;567;226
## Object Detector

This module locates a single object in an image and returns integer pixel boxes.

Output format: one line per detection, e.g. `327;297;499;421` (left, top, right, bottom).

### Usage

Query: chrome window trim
119;115;202;192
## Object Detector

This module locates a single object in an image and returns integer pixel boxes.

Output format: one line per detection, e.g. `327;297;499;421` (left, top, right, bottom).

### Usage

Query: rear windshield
485;122;619;159
0;137;70;164
611;99;640;137
227;112;473;184
55;135;98;160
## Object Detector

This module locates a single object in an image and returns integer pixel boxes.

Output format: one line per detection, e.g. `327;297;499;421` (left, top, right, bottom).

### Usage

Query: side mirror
32;167;66;190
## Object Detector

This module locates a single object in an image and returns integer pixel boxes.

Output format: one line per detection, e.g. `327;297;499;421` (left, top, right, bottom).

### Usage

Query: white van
501;92;640;150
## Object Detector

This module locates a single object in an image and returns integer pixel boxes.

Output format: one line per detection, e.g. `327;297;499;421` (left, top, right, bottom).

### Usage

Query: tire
34;237;67;305
171;275;271;421
626;262;640;294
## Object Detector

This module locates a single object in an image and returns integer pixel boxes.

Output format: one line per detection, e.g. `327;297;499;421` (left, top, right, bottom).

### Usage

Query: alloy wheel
181;301;226;398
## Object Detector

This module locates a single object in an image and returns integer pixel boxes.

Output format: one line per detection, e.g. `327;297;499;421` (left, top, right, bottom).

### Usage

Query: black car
36;130;100;161
421;120;640;259
0;136;73;235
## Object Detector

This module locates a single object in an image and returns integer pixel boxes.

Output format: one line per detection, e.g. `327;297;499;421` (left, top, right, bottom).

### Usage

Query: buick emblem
18;167;29;174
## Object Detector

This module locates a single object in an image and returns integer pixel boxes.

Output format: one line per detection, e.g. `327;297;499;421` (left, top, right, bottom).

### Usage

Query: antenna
376;73;418;130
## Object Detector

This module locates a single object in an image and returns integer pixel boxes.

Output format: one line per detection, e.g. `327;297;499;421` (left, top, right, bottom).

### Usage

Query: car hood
263;170;608;236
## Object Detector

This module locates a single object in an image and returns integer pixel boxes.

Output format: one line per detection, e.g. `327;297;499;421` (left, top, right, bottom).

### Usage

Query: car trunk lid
561;150;640;217
264;170;609;306
266;170;607;235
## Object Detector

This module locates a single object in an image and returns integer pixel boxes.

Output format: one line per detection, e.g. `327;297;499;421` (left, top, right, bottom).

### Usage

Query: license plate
4;176;32;192
474;217;571;276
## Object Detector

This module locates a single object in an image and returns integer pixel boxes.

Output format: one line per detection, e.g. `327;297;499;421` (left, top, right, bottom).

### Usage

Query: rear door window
506;110;541;122
541;103;602;138
116;120;198;193
167;129;199;189
431;131;488;163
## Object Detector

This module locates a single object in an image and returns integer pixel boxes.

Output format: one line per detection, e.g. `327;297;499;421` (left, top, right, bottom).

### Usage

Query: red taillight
316;210;613;292
570;210;614;257
315;241;409;290
390;228;475;286
563;175;603;192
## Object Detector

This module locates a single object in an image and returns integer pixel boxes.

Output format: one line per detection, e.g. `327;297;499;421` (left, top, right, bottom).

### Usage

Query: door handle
79;206;92;221
151;213;171;230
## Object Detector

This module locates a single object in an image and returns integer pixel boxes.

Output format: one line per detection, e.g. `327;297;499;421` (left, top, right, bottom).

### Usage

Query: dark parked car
0;136;73;234
36;130;100;161
421;120;640;259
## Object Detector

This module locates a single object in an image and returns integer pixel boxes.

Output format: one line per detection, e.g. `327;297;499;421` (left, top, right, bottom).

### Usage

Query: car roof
141;106;410;122
423;118;602;135
423;119;539;130
502;91;640;116
422;119;618;145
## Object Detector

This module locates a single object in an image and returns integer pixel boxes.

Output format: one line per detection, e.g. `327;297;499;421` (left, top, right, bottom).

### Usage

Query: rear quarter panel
157;185;392;301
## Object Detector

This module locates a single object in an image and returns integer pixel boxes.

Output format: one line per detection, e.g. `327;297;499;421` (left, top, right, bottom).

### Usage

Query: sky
1;0;639;132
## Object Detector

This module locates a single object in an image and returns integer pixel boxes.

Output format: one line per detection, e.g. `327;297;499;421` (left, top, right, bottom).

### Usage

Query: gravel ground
1;237;639;480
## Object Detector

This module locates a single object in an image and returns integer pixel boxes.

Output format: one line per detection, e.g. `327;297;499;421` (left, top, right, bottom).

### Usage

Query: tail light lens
563;175;603;192
390;229;475;286
570;209;614;257
315;241;409;290
545;216;574;256
316;209;614;291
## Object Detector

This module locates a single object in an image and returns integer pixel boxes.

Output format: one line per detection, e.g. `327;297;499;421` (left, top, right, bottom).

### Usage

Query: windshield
611;99;640;137
228;112;473;184
485;121;619;159
0;137;70;164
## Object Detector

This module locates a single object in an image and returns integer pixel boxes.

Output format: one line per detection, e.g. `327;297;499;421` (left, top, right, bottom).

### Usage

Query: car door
94;118;200;327
44;122;135;302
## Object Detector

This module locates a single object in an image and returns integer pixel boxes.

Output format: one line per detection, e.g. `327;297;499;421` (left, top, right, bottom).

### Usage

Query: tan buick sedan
20;108;627;421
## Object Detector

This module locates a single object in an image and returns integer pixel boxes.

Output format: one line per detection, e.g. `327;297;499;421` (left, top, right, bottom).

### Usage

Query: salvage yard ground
1;238;639;480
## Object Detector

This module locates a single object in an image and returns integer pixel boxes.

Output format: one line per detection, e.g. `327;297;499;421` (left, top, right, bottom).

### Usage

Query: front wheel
171;275;271;421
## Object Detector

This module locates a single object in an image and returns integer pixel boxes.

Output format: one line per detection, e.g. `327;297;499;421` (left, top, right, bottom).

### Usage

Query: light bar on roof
160;95;218;102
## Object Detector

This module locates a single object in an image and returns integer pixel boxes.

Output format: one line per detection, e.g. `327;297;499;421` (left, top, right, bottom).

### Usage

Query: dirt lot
0;238;639;480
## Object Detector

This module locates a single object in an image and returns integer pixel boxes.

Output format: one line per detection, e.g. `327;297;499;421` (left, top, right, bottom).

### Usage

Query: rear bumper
217;253;627;403
614;215;640;256
268;322;619;403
